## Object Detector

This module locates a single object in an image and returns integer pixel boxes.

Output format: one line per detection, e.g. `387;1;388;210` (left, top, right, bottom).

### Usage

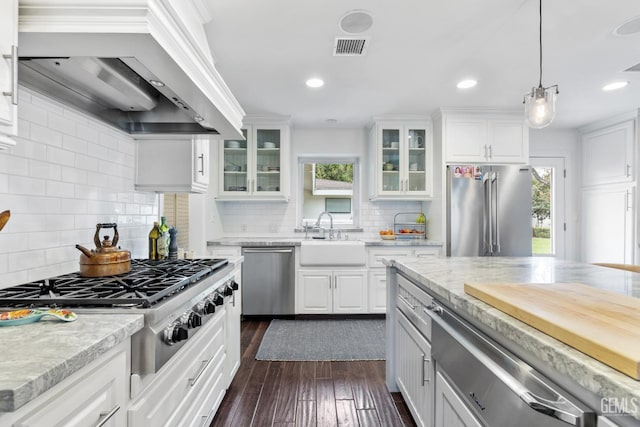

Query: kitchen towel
256;319;385;361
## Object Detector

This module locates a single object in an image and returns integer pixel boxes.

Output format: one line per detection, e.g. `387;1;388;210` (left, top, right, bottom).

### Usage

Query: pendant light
523;0;559;129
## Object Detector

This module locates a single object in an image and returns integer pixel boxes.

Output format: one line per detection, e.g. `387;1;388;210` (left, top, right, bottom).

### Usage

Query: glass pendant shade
524;86;557;129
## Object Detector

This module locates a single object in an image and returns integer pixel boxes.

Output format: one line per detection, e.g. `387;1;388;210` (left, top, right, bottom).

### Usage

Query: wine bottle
158;216;170;259
149;221;161;260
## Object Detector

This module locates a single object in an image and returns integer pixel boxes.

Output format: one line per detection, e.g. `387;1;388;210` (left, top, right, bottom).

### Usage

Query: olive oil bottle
149;221;161;260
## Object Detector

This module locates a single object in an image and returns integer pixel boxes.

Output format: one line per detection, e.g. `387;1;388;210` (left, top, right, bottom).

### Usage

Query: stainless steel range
0;258;239;375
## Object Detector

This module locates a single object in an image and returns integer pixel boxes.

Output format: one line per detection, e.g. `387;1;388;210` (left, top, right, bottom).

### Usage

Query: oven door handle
424;306;580;426
190;357;213;387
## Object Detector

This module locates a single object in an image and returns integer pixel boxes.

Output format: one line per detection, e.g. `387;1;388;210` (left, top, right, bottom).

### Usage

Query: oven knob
173;326;188;343
223;285;233;296
212;293;224;306
204;300;216;314
230;280;239;291
188;312;202;328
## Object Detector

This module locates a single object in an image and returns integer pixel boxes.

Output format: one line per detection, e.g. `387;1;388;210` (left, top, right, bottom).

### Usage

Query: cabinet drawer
397;275;433;340
208;245;241;258
368;248;413;268
12;348;127;427
413;247;441;258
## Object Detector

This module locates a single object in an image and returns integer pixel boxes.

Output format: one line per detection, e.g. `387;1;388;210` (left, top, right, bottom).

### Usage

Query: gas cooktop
0;258;228;308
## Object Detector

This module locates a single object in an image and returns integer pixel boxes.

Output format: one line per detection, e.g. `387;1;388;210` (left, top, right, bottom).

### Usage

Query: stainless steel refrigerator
446;165;532;256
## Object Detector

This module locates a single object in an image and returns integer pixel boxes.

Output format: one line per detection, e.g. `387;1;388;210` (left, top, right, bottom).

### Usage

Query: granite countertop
388;256;640;420
0;314;144;412
208;237;443;247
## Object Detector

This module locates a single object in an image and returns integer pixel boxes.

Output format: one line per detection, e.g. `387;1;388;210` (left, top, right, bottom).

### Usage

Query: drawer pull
95;405;120;427
398;295;417;310
190;358;213;386
422;355;431;385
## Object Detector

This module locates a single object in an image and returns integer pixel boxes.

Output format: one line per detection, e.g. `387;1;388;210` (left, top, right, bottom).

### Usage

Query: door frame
530;157;566;259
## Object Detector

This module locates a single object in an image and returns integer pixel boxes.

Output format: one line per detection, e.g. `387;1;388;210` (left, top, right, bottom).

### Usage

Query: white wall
0;88;158;288
206;126;424;240
529;128;580;261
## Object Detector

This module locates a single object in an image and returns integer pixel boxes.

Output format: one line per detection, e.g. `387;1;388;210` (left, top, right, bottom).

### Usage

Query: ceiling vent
333;37;369;56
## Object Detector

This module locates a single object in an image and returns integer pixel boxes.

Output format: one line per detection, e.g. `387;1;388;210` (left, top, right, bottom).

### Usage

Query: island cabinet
434;370;482;427
368;119;433;200
438;110;529;164
0;0;18;150
0;341;129;427
135;136;210;193
216;120;290;201
296;268;367;314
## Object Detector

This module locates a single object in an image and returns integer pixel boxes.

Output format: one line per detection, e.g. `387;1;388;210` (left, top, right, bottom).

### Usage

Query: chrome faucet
315;211;334;239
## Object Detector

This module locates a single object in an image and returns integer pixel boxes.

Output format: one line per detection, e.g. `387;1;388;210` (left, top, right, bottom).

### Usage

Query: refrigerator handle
494;172;500;254
483;173;492;255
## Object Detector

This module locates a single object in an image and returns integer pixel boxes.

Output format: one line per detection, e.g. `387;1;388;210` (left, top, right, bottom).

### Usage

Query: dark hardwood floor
211;319;417;427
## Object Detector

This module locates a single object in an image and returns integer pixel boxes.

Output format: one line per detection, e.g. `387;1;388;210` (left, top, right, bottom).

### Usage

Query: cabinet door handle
488;144;493;159
398;294;417;310
483;144;488;159
3;45;18;105
198;154;205;176
95;405;120;427
627;164;632;178
422;354;431;385
190;358;213;386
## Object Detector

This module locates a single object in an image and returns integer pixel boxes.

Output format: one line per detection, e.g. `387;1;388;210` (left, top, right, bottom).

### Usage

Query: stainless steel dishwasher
241;246;295;316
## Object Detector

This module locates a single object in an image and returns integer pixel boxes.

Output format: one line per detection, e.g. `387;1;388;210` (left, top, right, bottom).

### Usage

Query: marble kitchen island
387;256;640;425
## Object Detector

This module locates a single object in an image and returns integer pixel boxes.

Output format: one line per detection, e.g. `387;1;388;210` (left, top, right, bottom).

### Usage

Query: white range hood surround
18;0;245;139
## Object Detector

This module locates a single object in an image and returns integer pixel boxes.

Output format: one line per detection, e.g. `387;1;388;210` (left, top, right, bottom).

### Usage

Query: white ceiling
203;0;640;129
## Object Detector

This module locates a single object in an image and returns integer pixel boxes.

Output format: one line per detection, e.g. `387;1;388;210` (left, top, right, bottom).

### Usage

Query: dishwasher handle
424;305;581;426
243;248;294;254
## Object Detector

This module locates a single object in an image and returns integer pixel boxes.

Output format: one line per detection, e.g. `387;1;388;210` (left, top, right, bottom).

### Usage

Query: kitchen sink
299;240;366;266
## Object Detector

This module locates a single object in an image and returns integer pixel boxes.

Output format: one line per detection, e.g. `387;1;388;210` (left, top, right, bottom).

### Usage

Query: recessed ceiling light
306;78;324;88
457;79;477;89
339;10;373;34
602;81;629;91
149;79;165;87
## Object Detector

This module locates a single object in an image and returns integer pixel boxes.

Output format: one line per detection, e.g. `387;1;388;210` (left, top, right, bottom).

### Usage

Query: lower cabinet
396;309;432;427
225;269;242;385
297;269;367;314
128;309;227;426
434;369;482;427
0;341;129;427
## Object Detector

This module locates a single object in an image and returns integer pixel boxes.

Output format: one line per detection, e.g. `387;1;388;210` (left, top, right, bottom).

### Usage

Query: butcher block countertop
387;256;640;421
0;314;143;412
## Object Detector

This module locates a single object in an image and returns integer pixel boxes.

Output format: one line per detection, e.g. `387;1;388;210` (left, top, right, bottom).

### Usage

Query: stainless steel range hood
18;0;245;139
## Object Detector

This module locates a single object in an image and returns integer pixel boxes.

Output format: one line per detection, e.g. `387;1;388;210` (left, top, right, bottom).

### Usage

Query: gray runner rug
255;319;385;361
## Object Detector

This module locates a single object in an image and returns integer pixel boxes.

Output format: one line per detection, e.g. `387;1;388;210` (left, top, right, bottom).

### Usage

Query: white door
434;370;482;427
530;157;566;259
297;270;332;313
368;270;387;313
396;310;432;427
333;270;367;313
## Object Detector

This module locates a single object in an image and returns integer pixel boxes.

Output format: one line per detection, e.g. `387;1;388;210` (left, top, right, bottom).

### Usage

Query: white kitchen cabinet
442;112;528;164
128;307;227;426
0;341;129;427
296;268;367;314
225;269;242;386
217;122;290;201
208;245;242;258
135;136;210;193
581;120;635;187
581;184;634;264
434;369;482;427
396;309;433;427
366;246;441;313
369;120;433;200
0;0;18;150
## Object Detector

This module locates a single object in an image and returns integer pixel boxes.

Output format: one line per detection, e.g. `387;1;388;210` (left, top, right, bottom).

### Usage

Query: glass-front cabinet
217;122;289;200
371;120;432;199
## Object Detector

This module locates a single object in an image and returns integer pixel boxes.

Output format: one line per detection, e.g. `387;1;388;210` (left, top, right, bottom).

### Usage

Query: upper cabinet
0;0;18;150
369;119;433;200
216;119;290;201
440;110;529;164
581;119;635;187
135;136;210;193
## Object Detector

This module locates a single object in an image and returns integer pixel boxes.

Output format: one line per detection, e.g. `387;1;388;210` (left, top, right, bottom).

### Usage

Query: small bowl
380;234;397;240
390;141;399;149
263;141;276;149
226;140;240;148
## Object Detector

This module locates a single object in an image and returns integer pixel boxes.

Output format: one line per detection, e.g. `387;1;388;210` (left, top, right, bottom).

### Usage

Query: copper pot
76;223;131;277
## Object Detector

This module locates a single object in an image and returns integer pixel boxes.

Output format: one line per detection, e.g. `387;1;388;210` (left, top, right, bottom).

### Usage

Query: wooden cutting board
464;282;640;379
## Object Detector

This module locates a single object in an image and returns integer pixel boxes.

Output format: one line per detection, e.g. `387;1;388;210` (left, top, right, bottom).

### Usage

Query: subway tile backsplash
0;88;158;288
